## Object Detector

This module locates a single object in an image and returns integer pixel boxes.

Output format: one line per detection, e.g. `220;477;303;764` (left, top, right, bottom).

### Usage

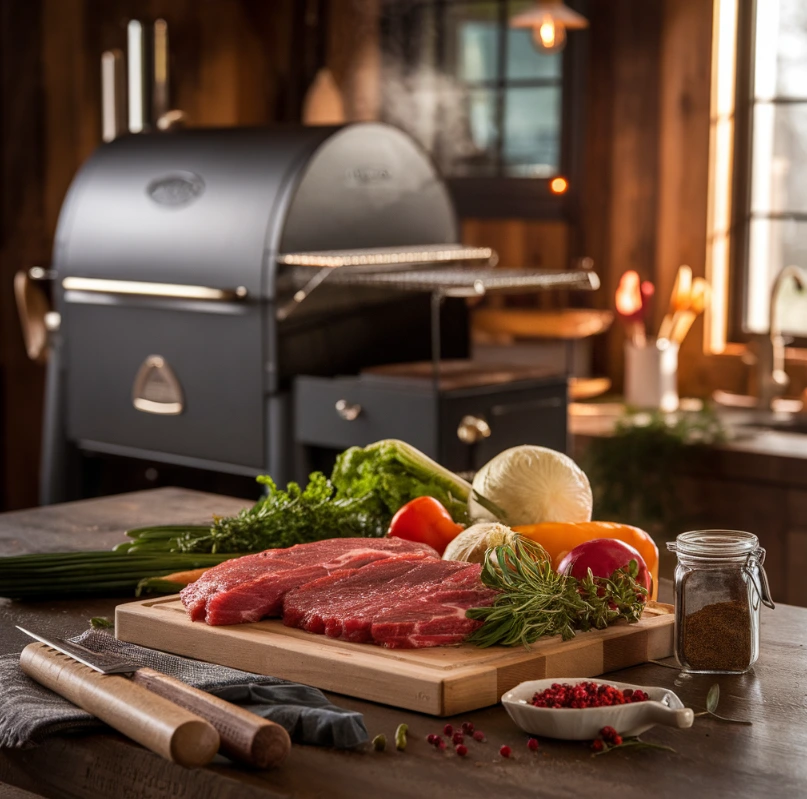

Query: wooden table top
0;488;804;799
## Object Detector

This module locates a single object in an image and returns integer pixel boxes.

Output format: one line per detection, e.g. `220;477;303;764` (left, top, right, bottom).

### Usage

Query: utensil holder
624;339;678;412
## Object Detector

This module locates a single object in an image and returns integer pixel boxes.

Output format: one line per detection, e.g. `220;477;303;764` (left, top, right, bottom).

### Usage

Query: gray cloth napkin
0;629;368;751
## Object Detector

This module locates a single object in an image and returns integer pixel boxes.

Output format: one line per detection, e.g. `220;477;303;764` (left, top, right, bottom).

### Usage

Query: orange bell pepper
512;521;659;600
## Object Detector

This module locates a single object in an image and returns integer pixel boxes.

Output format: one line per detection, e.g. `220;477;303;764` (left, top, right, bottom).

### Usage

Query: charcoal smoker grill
28;122;598;504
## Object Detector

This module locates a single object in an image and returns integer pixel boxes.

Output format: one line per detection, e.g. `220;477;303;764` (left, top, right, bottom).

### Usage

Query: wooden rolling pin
131;667;291;768
20;642;219;768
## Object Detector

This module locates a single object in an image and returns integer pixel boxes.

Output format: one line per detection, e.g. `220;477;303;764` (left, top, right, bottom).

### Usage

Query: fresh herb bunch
466;538;648;648
176;472;385;553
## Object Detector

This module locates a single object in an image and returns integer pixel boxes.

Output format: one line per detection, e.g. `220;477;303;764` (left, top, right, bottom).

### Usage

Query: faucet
754;265;807;409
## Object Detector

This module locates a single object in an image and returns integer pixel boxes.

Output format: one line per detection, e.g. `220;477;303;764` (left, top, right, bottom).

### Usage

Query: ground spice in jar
681;599;752;672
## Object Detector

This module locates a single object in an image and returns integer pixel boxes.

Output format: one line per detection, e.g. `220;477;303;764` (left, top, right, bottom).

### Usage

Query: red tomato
556;538;652;594
387;497;464;556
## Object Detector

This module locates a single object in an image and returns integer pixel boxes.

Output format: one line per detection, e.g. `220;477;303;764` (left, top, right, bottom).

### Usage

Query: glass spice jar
667;530;775;674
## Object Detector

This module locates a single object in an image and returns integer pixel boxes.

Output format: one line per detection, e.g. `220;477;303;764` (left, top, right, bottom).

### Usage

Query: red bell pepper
387;496;464;556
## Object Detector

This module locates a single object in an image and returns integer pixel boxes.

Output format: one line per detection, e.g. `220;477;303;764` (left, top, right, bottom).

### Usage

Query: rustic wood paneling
0;0;48;511
0;0;301;511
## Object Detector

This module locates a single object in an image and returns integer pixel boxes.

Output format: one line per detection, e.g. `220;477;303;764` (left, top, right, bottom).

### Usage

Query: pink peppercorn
472;730;486;742
443;724;453;736
527;738;539;752
455;744;468;757
499;745;512;758
452;732;464;745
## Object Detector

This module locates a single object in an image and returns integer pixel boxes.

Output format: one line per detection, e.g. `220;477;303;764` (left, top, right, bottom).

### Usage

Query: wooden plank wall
0;0;300;510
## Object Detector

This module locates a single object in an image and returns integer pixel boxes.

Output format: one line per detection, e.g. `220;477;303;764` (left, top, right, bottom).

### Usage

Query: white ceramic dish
501;679;694;741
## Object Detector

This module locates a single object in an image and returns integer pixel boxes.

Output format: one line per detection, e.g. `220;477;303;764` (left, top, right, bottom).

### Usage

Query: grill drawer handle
335;400;362;421
457;414;492;444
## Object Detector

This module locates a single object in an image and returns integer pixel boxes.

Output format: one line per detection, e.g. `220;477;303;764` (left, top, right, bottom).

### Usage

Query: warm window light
511;1;588;54
550;176;568;194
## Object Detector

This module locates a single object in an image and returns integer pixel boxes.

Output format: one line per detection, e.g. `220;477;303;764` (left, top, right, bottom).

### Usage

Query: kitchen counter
570;402;807;486
1;489;806;799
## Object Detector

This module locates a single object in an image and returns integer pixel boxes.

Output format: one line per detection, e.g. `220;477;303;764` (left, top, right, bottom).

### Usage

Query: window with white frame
741;0;807;336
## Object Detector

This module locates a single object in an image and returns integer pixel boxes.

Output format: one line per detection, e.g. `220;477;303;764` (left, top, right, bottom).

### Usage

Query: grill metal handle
62;277;248;302
457;414;492;444
335;400;362;421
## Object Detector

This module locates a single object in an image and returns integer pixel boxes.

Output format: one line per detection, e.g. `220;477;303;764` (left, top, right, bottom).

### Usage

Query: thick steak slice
180;537;437;624
283;557;499;648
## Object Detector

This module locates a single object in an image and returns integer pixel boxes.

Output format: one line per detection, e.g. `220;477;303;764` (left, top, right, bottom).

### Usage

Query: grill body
43;123;473;501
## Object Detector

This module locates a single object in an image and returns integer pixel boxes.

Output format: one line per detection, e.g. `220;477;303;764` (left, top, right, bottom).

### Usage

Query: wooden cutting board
115;598;674;717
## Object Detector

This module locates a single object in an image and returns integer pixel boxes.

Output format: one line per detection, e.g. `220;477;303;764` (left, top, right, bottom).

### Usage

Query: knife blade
17;626;291;769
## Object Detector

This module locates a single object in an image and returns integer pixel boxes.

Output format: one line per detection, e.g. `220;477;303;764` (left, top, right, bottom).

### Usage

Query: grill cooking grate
325;266;600;296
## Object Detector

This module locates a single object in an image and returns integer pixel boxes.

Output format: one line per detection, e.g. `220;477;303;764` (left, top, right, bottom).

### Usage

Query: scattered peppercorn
372;734;387;752
452;732;464;745
455;744;468;757
600;726;619;745
530;681;650;709
427;734;437;745
472;730;486;743
461;721;475;734
395;723;408;751
527;738;539;752
443;724;454;736
591;739;605;752
499;745;512;758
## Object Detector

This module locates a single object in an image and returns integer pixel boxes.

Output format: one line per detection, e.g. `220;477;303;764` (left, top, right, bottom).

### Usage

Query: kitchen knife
16;626;291;769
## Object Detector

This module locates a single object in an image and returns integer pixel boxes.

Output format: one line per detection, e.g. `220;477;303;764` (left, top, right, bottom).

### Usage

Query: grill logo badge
146;172;205;207
132;355;184;416
344;166;391;186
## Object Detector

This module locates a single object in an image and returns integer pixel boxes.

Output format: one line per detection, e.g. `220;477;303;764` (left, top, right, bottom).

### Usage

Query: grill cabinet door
65;300;264;470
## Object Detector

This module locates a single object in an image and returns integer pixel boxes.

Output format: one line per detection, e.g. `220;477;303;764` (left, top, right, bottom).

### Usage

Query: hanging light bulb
535;15;566;53
511;1;588;54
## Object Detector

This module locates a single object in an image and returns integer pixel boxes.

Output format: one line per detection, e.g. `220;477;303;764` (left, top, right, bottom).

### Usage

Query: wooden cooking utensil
615;270;646;346
670;278;711;344
17;627;292;769
658;265;693;342
20;642;220;768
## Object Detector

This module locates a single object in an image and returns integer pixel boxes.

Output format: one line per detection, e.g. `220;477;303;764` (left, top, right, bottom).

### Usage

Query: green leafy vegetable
331;439;476;526
466;538;648;648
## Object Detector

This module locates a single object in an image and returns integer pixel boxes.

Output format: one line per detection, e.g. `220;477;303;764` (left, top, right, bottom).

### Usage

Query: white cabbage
469;445;593;526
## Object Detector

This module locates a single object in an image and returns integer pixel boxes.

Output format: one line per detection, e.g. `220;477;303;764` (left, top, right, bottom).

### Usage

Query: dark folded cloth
0;629;368;750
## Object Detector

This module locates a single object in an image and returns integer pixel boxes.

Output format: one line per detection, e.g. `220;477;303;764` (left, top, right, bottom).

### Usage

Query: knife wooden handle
20;643;219;768
131;667;291;768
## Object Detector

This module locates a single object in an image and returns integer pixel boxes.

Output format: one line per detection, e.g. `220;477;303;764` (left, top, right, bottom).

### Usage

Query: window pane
755;0;807;100
751;102;807;214
441;88;499;177
503;87;561;176
506;2;562;81
448;3;500;83
746;218;807;333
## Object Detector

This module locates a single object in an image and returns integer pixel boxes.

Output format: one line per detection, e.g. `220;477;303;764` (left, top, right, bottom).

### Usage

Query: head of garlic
442;522;519;564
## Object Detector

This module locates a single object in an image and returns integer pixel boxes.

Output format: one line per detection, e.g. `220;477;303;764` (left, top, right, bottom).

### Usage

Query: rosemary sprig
466;538;648;648
592;737;677;756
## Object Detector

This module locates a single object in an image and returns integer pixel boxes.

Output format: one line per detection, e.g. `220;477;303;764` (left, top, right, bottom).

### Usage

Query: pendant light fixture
510;1;589;54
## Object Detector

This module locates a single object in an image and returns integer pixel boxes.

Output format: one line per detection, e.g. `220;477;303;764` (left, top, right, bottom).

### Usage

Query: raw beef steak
283;556;499;648
181;537;438;625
